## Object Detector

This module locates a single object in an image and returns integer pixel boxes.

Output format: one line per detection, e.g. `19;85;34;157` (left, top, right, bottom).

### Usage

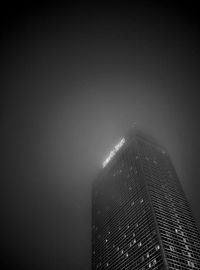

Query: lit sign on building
102;138;125;168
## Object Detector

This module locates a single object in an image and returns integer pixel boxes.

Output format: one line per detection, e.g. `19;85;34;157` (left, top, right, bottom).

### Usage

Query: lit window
106;262;109;267
116;247;119;251
147;252;149;258
152;259;157;265
121;250;124;255
138;242;142;247
188;261;194;268
124;234;126;238
135;223;138;228
155;244;160;251
127;224;130;229
131;201;134;206
140;198;144;203
133;239;136;244
125;252;129;258
133;232;135;237
105;239;108;243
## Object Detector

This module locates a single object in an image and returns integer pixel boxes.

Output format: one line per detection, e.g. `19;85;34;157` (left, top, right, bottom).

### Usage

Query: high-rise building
92;128;200;270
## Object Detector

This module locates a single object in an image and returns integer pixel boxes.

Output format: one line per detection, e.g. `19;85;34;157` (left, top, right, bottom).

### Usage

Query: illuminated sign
102;138;125;168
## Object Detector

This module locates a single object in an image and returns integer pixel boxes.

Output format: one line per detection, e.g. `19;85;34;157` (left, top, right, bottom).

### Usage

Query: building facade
92;129;200;270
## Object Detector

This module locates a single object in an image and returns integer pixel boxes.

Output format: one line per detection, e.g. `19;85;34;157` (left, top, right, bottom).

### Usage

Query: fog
1;3;200;269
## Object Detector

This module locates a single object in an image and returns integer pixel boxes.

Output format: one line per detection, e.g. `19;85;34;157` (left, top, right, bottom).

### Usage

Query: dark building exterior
92;128;200;270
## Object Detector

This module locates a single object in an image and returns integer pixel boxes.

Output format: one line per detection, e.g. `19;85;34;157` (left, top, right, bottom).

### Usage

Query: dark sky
1;2;200;269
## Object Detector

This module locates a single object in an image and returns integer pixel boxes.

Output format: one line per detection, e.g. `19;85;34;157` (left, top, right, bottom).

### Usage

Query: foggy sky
1;2;200;270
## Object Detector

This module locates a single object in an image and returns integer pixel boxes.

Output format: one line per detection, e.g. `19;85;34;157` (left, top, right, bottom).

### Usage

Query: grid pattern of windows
92;130;200;270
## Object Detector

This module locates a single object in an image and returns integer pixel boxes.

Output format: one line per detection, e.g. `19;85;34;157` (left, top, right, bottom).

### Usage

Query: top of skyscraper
102;124;166;170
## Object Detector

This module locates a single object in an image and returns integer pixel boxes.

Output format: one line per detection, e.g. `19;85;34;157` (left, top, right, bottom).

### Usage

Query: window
152;259;157;266
155;244;160;251
188;261;194;268
188;252;192;258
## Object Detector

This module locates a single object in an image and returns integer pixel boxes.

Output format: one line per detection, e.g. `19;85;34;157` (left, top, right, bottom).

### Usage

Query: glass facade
92;129;200;269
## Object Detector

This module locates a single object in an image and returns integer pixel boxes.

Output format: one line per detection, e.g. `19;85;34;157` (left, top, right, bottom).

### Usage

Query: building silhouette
92;128;200;269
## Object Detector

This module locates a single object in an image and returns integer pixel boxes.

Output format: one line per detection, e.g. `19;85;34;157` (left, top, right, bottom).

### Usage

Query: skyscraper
92;128;200;270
